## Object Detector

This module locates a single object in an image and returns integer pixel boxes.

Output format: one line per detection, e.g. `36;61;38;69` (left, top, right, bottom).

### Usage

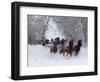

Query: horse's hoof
67;55;71;58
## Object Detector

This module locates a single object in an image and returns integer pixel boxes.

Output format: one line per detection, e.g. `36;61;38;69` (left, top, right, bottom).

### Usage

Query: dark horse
50;41;58;53
73;40;82;56
55;37;60;45
50;45;57;53
61;39;74;57
42;39;50;46
60;39;65;47
59;39;66;53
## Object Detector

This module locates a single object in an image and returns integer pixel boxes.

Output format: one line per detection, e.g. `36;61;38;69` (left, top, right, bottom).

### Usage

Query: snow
45;18;65;40
28;17;88;67
28;44;88;67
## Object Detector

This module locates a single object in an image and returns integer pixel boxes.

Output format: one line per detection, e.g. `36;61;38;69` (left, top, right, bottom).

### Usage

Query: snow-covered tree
28;15;87;47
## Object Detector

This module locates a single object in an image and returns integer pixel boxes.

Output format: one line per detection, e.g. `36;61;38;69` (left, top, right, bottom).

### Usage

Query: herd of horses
40;37;82;57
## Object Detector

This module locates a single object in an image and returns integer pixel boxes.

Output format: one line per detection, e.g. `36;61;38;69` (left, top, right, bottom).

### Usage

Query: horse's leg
63;52;64;56
63;51;65;56
67;52;72;57
66;52;68;56
50;49;52;54
67;53;71;58
65;53;67;57
70;53;72;57
74;50;79;56
50;47;53;54
60;49;63;54
74;52;77;56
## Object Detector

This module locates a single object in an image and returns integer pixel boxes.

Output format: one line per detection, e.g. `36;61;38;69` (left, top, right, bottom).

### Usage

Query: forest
28;15;88;47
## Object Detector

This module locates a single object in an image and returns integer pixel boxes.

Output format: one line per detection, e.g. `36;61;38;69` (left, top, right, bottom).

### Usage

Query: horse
61;39;74;57
41;40;46;46
51;39;54;44
60;39;65;46
45;39;50;44
59;39;66;53
60;39;67;47
50;44;58;53
55;37;60;45
73;40;82;56
50;45;57;53
50;39;58;53
41;39;50;47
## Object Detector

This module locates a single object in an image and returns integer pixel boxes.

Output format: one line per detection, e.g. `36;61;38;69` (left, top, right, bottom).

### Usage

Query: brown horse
50;45;57;53
50;39;59;54
62;39;74;57
73;40;82;56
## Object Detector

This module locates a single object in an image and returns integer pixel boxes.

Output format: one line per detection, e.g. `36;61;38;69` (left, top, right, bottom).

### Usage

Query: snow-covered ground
28;44;88;67
28;17;88;67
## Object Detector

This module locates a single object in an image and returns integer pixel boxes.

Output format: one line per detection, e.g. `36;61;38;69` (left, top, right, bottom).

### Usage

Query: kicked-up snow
28;44;88;67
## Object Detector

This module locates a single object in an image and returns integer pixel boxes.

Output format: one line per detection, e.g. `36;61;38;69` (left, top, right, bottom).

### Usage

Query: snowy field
28;44;88;67
27;16;88;67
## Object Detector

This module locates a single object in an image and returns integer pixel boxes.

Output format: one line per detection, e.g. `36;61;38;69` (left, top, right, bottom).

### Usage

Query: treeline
28;15;87;47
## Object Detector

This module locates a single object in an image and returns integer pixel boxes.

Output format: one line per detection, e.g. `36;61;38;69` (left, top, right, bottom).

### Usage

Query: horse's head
55;37;60;42
51;39;53;42
78;40;82;47
69;39;74;46
45;39;49;44
61;39;65;43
